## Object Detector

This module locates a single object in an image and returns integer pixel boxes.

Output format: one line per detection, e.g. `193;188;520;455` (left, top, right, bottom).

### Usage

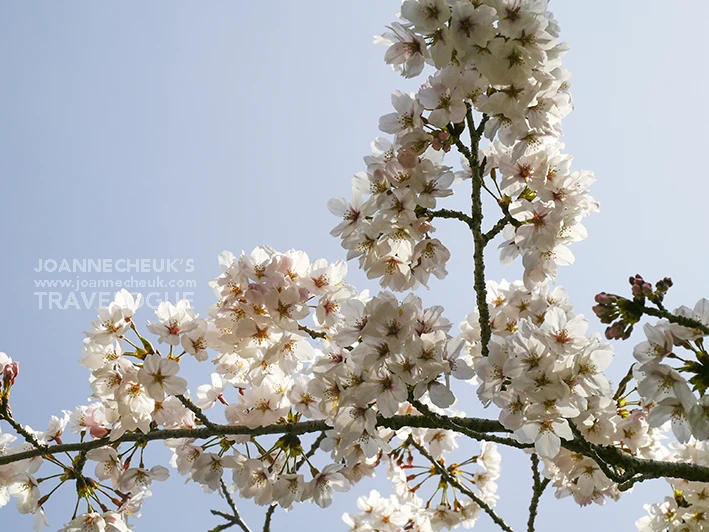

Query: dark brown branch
262;504;276;532
466;117;493;357
178;395;218;429
295;431;327;471
208;511;238;532
209;478;252;532
427;208;475;230
0;401;44;449
568;422;631;484
484;216;512;243
3;408;709;492
410;399;530;450
527;454;550;532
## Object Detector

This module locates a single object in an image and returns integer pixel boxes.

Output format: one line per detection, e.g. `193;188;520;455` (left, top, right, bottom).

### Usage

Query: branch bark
3;407;709;493
527;454;550;532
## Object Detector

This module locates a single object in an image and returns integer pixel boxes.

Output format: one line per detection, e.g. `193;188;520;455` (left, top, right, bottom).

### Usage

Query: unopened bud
3;362;19;388
656;277;673;293
594;292;616;306
605;321;627;340
592;304;617;324
629;274;645;286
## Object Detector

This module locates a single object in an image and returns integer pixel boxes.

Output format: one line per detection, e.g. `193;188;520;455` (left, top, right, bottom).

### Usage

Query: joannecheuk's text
33;258;195;273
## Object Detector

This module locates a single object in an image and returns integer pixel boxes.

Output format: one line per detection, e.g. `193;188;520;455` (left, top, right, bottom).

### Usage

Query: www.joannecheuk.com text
33;257;195;273
33;276;198;292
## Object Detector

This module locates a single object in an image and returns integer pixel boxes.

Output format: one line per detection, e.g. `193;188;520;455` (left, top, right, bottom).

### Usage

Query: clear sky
1;1;707;530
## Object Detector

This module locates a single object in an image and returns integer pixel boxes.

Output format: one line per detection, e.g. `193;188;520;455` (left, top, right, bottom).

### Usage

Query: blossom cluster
328;141;454;292
197;246;478;503
330;0;597;291
458;281;665;506
459;280;616;459
631;301;709;444
1;241;489;530
486;141;598;288
636;439;709;531
343;440;501;532
3;1;708;531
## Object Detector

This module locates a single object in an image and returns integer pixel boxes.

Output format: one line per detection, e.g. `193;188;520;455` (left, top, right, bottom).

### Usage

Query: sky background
1;1;706;530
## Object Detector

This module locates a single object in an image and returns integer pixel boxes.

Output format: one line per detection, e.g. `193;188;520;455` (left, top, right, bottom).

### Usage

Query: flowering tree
1;1;707;531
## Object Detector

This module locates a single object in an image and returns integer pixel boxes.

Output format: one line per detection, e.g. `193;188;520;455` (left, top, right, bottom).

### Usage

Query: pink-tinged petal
535;431;560;459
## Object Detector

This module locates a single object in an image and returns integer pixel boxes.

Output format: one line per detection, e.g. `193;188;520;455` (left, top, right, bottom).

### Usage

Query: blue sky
1;1;707;530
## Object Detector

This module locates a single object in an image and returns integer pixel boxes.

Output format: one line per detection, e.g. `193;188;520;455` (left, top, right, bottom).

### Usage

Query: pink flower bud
3;362;19;387
594;292;615;306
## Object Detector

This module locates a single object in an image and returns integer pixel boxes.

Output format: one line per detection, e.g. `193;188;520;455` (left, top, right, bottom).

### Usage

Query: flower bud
594;292;616;306
605;321;627;340
3;362;19;388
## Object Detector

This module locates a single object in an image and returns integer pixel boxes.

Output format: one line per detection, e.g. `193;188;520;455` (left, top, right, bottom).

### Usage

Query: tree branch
208;511;238;532
0;419;333;467
0;400;44;449
484;216;511;243
527;454;550;532
427;208;475;230
3;407;709;492
295;431;327;471
642;305;709;336
262;504;276;532
567;422;631;485
178;395;218;429
209;478;253;532
409;399;530;450
458;113;493;357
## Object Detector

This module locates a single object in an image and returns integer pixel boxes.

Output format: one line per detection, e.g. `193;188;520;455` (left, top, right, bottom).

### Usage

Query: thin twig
298;325;327;340
527;454;550;532
484;215;513;243
642;306;709;336
295;431;327;471
221;478;251;532
209;479;252;532
177;395;218;429
427;208;475;230
0;402;44;448
262;504;276;532
208;511;237;532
